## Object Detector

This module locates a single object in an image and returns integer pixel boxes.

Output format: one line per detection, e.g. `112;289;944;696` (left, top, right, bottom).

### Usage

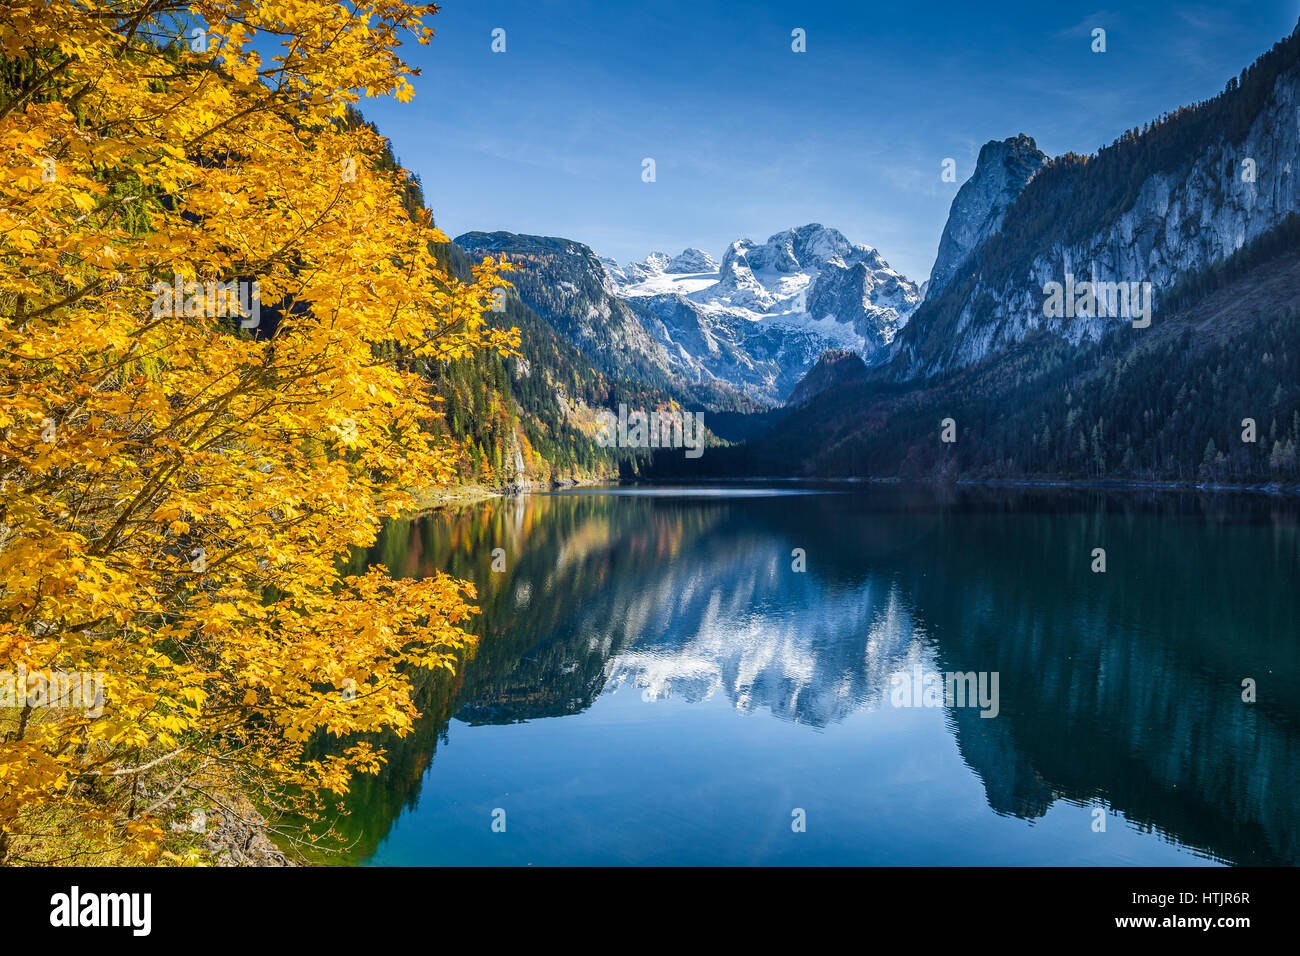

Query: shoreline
949;476;1300;496
618;474;1300;497
403;475;618;514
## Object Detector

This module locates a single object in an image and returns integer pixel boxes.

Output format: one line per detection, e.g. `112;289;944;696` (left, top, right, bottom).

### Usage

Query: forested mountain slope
889;21;1300;379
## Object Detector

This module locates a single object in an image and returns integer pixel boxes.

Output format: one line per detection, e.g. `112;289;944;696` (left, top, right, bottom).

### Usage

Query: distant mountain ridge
453;230;751;412
460;224;919;406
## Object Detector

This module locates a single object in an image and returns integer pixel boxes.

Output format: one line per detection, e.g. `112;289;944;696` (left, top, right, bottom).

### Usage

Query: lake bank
611;473;1300;497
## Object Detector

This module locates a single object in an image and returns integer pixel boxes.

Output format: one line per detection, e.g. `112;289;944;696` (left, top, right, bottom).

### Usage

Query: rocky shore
199;804;295;867
161;790;296;866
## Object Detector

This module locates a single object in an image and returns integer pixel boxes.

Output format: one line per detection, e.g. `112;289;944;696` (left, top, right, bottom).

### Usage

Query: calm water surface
327;484;1299;866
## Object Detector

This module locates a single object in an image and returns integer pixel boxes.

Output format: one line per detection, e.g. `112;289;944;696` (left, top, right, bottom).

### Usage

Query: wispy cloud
1051;9;1121;40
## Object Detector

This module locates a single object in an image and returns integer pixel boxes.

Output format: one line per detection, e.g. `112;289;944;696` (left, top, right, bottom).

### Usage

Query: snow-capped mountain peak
601;224;920;403
666;248;719;273
613;224;918;343
613;247;722;286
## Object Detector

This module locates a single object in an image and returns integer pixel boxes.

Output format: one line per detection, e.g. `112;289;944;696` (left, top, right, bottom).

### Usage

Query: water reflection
323;486;1299;865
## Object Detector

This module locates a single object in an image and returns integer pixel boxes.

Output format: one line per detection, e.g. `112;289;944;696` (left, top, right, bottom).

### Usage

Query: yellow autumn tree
0;0;517;863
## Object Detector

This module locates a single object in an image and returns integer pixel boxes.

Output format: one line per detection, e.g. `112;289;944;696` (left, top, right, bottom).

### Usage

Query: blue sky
353;0;1300;281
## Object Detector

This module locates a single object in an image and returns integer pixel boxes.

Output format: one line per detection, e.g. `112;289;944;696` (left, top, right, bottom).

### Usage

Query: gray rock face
713;238;773;309
597;256;627;283
807;257;916;351
926;134;1048;301
898;61;1300;379
628;292;844;404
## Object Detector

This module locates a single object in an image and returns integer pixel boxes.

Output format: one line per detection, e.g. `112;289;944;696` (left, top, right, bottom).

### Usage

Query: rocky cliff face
893;38;1300;379
925;134;1048;301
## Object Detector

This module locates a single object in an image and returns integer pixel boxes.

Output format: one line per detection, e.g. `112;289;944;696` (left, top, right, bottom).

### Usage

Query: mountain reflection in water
315;485;1298;866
